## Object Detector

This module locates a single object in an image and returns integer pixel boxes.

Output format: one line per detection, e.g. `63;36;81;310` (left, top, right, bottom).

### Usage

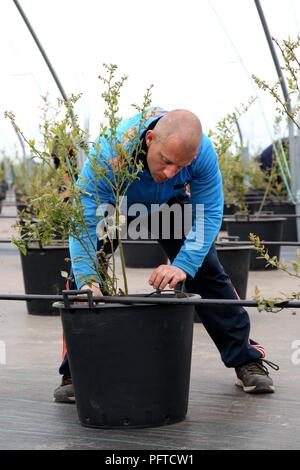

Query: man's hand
149;265;187;290
76;283;104;304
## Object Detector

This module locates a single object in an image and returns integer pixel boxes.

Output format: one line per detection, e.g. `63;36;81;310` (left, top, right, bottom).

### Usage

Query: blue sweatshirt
69;107;224;288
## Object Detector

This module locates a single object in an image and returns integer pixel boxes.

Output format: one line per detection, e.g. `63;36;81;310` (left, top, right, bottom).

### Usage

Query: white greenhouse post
242;146;250;166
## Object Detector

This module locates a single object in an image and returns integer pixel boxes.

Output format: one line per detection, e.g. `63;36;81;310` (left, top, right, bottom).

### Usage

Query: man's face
145;130;197;183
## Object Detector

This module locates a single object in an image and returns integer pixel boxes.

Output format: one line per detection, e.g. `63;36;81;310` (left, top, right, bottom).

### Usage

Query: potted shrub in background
12;167;71;316
209;107;252;217
5;94;87;315
210;108;286;270
244;111;297;242
248;35;300;309
252;132;297;242
209;108;253;291
253;35;300;242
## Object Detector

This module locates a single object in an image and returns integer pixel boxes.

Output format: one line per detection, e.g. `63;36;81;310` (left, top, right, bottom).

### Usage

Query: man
54;107;278;403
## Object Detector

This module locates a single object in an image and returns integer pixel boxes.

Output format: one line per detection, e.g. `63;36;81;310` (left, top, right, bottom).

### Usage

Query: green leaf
292;261;299;274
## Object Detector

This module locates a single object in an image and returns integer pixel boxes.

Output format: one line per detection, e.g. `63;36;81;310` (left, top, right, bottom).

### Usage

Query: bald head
154;109;202;155
145;109;202;183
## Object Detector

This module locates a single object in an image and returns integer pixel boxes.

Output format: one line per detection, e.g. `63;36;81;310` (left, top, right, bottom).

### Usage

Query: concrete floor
0;196;300;450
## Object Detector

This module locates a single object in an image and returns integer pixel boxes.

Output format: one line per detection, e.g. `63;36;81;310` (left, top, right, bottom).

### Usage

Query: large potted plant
209;103;268;215
6;95;87;315
8;65;197;428
226;149;287;270
247;35;300;310
209;108;285;271
231;35;300;269
11;167;71;315
252;36;300;243
252;138;297;241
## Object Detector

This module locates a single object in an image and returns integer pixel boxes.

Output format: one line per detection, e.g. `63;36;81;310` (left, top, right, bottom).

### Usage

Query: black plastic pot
246;200;272;213
216;243;253;299
20;244;69;315
221;204;237;231
16;203;30;215
224;217;285;270
245;189;266;201
246;199;297;241
256;202;297;241
54;293;197;428
244;190;275;214
123;240;168;268
1;180;8;193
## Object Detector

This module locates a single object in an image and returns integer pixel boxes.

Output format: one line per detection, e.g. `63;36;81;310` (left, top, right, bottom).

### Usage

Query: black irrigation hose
216;241;300;246
0;292;299;308
1;239;300;246
225;214;300;219
2;210;300;218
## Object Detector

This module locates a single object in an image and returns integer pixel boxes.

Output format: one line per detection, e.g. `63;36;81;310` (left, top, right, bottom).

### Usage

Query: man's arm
171;134;223;278
69;140;115;289
148;135;223;290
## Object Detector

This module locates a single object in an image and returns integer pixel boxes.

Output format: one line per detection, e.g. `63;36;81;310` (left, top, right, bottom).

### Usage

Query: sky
0;0;300;159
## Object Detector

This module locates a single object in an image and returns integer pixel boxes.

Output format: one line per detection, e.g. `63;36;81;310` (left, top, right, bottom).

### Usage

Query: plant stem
115;197;128;295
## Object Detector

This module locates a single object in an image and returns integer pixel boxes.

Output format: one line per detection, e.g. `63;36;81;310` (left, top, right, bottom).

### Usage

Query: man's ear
145;130;154;147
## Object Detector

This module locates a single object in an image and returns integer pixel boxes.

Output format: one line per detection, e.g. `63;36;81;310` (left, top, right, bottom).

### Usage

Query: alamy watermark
0;340;6;366
291;340;300;365
95;198;205;251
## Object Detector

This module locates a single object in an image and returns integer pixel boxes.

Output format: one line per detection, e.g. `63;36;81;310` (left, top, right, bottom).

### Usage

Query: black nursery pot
221;204;238;231
216;244;253;299
224;217;285;270
123;240;168;268
54;293;197;429
20;244;69;315
16;203;31;216
257;202;297;241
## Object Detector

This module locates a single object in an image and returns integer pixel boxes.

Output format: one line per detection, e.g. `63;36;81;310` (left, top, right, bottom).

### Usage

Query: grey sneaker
235;359;279;394
54;376;75;403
